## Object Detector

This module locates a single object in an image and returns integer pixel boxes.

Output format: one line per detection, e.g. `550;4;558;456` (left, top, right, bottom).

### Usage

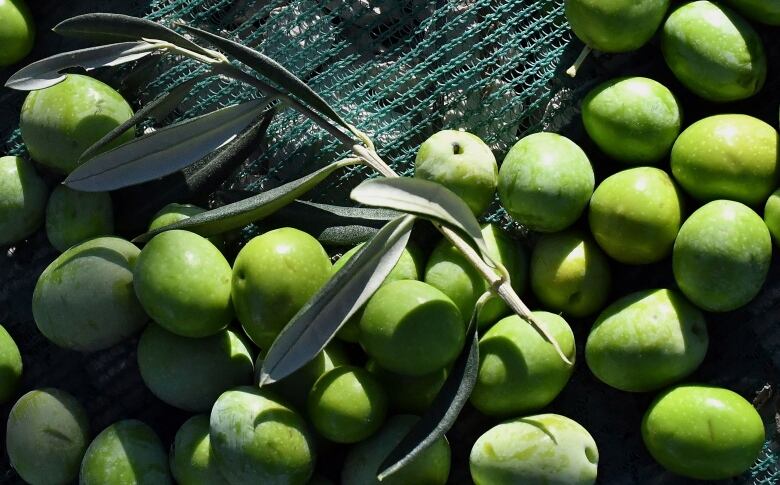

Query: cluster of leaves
6;13;565;478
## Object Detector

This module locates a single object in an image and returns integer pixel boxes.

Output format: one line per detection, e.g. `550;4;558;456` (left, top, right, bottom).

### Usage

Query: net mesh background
1;0;780;483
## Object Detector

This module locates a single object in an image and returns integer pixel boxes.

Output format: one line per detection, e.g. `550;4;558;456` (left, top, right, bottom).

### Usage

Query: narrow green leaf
132;160;350;242
79;74;209;163
351;177;491;259
177;24;353;135
53;13;214;58
5;42;157;91
64;98;269;191
264;200;399;246
259;215;416;386
377;295;482;480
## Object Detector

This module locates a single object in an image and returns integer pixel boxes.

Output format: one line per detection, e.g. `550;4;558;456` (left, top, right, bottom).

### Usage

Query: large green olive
0;0;34;66
134;230;233;337
20;74;134;173
530;230;611;317
470;414;598;485
137;324;254;412
45;185;113;252
359;280;464;376
424;223;527;328
259;342;349;411
33;237;147;351
722;0;780;25
210;387;316;485
0;325;22;403
661;1;766;102
642;385;765;480
673;200;771;312
232;227;332;349
565;0;670;52
170;415;229;485
582;77;681;164
415;130;498;216
0;155;48;246
366;359;448;414
498;133;594;233
6;388;90;485
80;420;172;485
589;167;683;264
342;415;451;485
332;242;421;342
307;365;388;443
671;115;779;206
470;312;575;416
585;289;708;392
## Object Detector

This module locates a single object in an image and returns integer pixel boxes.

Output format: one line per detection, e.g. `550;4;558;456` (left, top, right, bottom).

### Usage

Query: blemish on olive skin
452;142;464;155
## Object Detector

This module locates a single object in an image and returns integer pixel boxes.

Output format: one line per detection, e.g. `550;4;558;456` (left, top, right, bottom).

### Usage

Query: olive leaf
351;177;493;262
5;42;159;91
64;97;270;191
79;74;210;163
258;215;416;386
264;200;399;246
53;13;215;58
132;159;354;242
114;107;276;236
176;23;353;137
377;292;485;480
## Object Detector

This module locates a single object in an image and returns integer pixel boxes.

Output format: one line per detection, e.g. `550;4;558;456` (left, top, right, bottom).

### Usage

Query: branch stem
566;45;592;78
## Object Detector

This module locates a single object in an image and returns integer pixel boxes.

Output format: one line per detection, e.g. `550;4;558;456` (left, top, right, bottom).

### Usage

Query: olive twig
566;45;592;78
142;38;227;65
358;146;572;366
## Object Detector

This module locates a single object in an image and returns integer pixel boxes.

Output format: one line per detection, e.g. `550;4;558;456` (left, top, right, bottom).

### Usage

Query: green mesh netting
2;1;780;483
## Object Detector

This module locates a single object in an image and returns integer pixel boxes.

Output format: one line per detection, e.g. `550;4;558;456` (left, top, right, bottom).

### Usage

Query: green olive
0;0;35;66
307;365;388;443
20;74;134;173
0;155;48;246
134;230;233;337
33;237;147;351
359;280;464;376
565;0;670;53
6;388;90;485
45;185;113;252
170;415;229;485
232;227;332;349
80;420;172;485
470;312;576;416
0;325;22;403
137;324;254;412
366;359;448;414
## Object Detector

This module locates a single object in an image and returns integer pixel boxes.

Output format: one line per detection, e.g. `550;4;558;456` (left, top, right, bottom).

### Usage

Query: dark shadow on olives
477;334;529;388
112;422;166;482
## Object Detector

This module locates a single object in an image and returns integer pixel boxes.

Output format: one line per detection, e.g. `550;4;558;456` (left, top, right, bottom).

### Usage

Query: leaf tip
257;371;274;388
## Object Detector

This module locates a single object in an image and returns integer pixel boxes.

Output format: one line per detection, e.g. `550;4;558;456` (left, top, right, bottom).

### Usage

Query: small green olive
80;420;172;485
415;130;498;216
0;325;22;403
0;0;35;66
565;0;670;53
170;415;229;485
6;388;90;485
307;365;388;443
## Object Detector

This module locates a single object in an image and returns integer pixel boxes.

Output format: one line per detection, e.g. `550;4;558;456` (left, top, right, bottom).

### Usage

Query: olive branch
6;13;570;478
